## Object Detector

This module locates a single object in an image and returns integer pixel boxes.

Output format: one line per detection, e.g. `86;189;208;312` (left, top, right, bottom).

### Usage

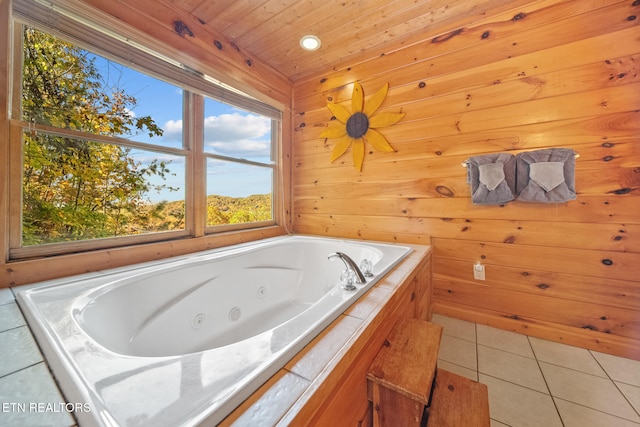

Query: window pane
22;132;185;245
204;97;272;163
22;27;183;149
16;22;281;255
206;159;273;226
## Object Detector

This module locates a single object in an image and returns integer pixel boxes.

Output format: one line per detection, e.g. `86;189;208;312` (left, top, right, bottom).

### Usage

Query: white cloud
160;113;271;159
163;119;183;142
124;107;137;118
204;113;269;140
204;113;271;158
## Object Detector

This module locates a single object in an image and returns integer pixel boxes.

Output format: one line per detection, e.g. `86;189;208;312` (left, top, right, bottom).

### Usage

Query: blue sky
93;55;273;203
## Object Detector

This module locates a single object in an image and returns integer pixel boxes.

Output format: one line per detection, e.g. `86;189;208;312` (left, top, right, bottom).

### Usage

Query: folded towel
467;153;516;204
516;148;576;203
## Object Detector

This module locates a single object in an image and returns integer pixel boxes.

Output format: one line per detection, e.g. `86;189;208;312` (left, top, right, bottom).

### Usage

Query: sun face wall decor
320;82;404;171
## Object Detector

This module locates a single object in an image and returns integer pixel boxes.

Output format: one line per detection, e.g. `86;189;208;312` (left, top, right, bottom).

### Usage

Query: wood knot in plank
432;28;464;44
174;21;194;37
607;188;633;195
512;12;527;21
436;185;454;197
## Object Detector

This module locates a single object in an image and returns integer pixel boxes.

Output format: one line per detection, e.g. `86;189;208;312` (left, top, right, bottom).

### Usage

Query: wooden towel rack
461;152;580;168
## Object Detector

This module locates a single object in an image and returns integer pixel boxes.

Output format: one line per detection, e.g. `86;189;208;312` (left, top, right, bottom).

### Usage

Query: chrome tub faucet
328;252;367;290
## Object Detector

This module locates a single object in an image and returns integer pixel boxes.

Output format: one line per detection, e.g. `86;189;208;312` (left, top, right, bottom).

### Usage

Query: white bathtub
17;235;411;426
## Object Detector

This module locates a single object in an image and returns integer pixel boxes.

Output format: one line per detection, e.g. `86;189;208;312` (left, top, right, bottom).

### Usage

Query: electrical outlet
473;262;485;280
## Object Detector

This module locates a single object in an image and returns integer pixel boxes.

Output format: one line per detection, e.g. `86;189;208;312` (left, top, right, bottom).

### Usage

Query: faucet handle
359;259;373;277
340;269;357;291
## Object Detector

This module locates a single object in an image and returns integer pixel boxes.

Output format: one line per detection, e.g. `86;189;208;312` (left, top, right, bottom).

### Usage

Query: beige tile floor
432;314;640;427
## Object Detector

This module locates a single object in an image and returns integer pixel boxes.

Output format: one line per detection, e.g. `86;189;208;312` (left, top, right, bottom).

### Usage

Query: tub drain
228;306;241;322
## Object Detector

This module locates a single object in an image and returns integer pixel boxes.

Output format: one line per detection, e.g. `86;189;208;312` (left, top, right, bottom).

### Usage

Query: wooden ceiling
167;0;522;82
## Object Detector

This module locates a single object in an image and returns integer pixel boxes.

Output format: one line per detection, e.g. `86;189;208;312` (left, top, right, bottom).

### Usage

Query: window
204;97;274;227
9;6;280;259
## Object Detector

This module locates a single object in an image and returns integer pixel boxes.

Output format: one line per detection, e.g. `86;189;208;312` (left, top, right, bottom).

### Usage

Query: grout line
476;338;538;360
475;322;479;382
554;396;640;426
0;360;46;380
589;349;640;420
0;323;41;339
480;371;564;398
527;335;565;426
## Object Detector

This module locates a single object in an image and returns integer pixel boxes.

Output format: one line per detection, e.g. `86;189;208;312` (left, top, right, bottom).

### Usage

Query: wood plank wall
292;0;640;359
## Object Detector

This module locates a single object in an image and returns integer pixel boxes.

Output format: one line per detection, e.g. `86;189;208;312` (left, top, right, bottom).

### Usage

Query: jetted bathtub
17;235;412;426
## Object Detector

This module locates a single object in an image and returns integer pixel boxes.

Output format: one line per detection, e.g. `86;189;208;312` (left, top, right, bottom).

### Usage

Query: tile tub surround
433;314;640;427
0;288;76;427
1;244;431;427
221;243;432;426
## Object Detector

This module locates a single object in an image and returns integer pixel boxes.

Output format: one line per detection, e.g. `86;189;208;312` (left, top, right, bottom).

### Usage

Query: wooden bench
366;316;490;427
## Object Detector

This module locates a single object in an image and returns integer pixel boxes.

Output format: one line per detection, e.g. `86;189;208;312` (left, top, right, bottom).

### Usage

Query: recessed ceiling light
300;35;321;51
